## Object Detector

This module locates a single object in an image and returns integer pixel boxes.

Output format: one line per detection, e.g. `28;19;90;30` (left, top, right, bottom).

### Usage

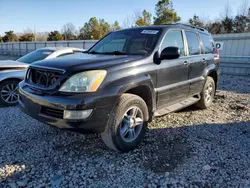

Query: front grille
26;67;63;88
40;106;64;119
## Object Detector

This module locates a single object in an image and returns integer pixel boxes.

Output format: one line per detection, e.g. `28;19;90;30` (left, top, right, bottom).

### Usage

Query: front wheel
101;94;149;152
0;80;20;106
195;76;215;109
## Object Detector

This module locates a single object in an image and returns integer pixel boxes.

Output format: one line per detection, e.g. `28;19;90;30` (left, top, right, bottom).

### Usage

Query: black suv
19;24;220;152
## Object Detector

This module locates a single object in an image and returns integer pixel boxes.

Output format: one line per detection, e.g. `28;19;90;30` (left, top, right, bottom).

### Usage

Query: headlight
59;70;107;92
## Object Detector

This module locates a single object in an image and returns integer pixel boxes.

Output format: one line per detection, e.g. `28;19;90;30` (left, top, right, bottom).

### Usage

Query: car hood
0;60;28;70
31;53;145;71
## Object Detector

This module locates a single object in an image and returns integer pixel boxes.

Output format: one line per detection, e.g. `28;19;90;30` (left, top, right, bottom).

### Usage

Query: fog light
63;109;93;120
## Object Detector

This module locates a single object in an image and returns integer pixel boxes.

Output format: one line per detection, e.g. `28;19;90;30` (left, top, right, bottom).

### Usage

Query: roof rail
174;23;208;33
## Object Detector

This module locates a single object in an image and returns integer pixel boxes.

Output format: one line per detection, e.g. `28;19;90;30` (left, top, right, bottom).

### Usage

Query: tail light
215;48;220;61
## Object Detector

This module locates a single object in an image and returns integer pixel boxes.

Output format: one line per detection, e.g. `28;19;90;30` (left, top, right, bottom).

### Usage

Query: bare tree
122;15;134;28
22;27;37;41
220;2;233;19
61;22;77;40
36;32;49;41
238;0;249;16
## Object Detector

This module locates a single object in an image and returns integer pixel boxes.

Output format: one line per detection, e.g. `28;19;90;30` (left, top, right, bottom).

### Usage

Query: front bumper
18;82;118;133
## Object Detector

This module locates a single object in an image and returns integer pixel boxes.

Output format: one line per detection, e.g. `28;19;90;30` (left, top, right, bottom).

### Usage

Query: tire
195;76;215;109
0;80;20;106
101;94;149;152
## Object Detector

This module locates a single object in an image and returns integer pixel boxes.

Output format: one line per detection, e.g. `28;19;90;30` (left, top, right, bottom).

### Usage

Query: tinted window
89;29;162;55
161;30;185;56
185;31;201;55
17;49;53;64
200;33;215;54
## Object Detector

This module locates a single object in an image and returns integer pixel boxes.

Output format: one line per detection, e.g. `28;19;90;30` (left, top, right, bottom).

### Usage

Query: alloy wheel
119;106;144;143
204;82;214;104
1;83;19;104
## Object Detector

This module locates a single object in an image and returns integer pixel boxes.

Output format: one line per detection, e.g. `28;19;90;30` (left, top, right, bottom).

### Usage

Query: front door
156;29;189;108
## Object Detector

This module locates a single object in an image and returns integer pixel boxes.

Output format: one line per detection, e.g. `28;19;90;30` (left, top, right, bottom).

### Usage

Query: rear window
200;33;215;54
185;31;201;56
17;49;54;64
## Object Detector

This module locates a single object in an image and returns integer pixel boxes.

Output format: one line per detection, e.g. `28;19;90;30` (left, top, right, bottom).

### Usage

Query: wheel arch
124;85;155;122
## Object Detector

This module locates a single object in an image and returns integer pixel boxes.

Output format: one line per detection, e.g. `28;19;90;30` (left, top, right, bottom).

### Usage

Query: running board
154;96;200;117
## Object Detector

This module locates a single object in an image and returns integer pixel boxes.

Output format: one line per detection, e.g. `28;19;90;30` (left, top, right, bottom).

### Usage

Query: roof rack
173;23;208;33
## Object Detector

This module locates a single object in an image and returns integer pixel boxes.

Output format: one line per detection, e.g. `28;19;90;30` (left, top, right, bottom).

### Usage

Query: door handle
202;58;207;63
184;61;189;65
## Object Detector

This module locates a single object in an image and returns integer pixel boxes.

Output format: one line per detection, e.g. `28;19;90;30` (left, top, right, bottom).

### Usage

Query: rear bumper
18;82;118;133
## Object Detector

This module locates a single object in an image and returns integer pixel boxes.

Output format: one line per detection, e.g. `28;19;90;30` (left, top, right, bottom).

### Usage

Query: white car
0;47;85;106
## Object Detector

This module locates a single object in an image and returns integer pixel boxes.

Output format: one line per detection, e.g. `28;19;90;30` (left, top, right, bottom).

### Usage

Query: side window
161;30;185;57
185;31;201;55
200;33;215;54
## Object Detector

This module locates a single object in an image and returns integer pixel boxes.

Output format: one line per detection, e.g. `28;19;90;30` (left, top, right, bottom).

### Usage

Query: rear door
184;31;206;96
156;29;189;108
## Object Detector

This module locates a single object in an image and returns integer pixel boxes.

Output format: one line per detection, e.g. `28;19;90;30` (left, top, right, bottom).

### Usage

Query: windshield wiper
103;51;128;55
87;51;103;54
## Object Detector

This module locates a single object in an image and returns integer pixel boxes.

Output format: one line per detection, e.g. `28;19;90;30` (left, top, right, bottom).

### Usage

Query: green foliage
2;31;18;42
78;17;112;40
135;9;152;26
189;15;204;27
47;31;63;41
206;22;223;34
221;17;234;33
154;0;181;24
233;15;250;33
112;21;121;31
0;37;3;43
19;33;35;41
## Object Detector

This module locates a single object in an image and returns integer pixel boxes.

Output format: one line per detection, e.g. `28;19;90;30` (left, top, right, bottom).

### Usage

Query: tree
99;19;111;37
154;0;181;24
206;21;223;35
233;15;249;33
0;36;3;43
36;32;49;41
233;2;250;33
189;14;204;27
78;23;91;40
78;17;111;40
135;9;152;26
221;16;234;33
47;31;63;41
111;21;121;31
19;33;35;41
220;3;234;33
2;31;18;42
61;22;77;40
123;15;134;28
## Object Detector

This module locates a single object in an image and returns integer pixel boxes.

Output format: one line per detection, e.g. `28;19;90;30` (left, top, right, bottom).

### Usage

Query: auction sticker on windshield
141;30;159;34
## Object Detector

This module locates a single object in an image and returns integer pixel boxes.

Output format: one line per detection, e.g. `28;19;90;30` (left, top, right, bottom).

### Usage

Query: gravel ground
0;75;250;188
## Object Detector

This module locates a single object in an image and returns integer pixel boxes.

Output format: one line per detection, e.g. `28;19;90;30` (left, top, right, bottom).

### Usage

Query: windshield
88;29;162;55
17;49;54;64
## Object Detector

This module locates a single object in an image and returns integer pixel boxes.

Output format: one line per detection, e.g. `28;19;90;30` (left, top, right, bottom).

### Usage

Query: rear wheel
101;94;149;152
195;76;215;109
0;80;20;106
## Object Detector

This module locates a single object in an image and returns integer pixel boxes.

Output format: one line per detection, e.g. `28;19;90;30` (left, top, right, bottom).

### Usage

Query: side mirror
160;47;180;60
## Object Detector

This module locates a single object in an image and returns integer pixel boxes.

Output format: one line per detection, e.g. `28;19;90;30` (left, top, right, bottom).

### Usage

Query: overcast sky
0;0;248;35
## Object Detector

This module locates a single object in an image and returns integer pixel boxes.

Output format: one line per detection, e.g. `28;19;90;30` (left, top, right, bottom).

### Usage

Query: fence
0;40;98;56
213;33;250;76
0;33;250;76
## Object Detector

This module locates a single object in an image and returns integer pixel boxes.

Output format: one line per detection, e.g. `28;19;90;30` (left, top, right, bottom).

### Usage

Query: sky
0;0;248;35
